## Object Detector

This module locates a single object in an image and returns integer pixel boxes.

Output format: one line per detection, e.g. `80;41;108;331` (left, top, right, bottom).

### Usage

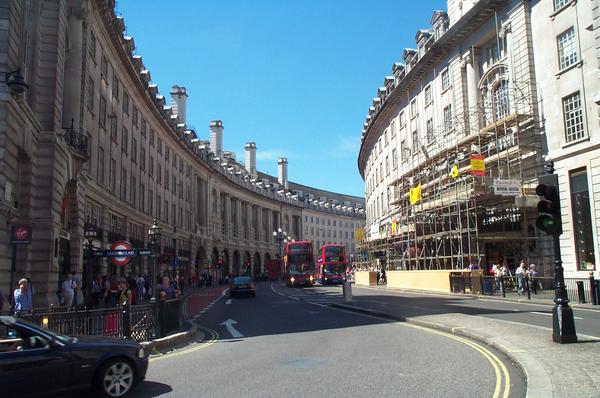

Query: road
131;282;525;398
341;285;600;338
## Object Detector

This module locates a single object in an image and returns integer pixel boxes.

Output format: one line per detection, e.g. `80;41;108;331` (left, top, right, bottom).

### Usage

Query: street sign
111;241;133;266
10;225;32;245
493;179;521;196
93;248;153;257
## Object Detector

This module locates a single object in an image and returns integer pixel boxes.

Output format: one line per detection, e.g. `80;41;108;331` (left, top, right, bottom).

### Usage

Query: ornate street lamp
273;227;287;280
83;218;97;307
148;219;162;301
171;227;178;285
4;69;29;95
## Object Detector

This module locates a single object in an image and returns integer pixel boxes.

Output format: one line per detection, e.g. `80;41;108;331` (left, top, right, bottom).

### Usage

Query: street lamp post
273;227;288;280
171;227;177;288
148;219;162;301
83;218;97;308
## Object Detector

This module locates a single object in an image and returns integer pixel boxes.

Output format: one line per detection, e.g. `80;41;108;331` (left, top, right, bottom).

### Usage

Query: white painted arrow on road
220;319;244;338
225;299;233;305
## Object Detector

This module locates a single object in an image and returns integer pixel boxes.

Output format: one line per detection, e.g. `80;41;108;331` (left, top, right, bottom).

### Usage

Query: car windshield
323;264;345;274
0;316;72;344
289;263;314;275
325;246;344;262
232;277;252;285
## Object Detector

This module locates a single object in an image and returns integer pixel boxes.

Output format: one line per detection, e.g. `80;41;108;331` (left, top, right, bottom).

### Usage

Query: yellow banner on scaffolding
391;219;397;235
355;227;365;242
409;183;422;206
450;164;459;179
470;154;485;176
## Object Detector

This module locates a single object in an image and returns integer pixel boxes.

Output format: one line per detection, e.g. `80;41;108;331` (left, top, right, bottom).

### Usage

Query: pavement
339;284;600;398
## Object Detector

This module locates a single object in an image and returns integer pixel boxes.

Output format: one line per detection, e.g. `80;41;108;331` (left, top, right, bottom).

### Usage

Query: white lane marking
530;311;582;320
221;288;229;297
226;299;233;305
220;319;244;338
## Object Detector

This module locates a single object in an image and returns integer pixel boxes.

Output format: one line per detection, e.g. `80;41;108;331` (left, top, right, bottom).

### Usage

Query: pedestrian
70;272;81;307
528;264;538;294
110;276;119;306
380;266;387;285
92;276;101;308
162;276;176;300
61;273;75;308
103;275;111;307
516;260;528;295
491;263;500;292
13;278;32;315
118;279;132;306
136;275;145;302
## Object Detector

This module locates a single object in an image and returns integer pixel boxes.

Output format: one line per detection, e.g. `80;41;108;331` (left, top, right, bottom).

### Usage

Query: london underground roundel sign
111;240;133;266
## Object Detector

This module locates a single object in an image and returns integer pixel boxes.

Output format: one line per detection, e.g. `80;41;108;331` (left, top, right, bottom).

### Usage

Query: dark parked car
0;315;148;397
229;276;256;298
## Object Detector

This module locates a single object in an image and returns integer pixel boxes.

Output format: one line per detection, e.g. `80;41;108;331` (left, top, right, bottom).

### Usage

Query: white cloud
256;149;299;161
256;150;283;161
329;135;360;158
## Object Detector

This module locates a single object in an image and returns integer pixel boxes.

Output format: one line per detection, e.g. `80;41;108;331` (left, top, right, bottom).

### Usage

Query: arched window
493;80;510;121
479;64;511;125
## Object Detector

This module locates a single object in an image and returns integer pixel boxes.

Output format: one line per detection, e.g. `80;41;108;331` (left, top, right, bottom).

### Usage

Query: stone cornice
357;0;508;178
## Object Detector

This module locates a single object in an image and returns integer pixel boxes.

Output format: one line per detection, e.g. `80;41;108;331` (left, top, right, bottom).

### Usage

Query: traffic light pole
551;222;577;343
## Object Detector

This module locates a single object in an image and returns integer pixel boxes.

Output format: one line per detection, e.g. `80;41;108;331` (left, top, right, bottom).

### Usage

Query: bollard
590;275;597;306
500;275;506;298
576;281;586;304
526;278;531;300
343;281;352;302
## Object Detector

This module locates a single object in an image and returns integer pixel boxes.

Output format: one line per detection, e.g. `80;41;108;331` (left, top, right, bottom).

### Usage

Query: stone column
464;48;480;134
62;4;84;131
256;206;262;243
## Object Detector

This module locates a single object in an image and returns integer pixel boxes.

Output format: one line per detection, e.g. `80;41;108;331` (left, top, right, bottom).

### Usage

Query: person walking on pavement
61;273;75;308
118;279;133;306
516;260;528;295
13;278;32;315
528;264;538;294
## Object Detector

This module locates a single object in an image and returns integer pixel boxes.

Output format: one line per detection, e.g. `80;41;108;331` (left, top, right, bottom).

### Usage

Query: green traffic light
536;214;561;235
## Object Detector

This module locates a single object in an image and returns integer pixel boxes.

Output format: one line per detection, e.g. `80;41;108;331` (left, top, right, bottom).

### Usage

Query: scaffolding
368;78;550;273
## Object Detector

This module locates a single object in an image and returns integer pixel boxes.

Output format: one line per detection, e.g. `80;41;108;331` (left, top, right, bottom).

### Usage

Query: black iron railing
62;130;89;159
449;274;599;304
2;299;180;342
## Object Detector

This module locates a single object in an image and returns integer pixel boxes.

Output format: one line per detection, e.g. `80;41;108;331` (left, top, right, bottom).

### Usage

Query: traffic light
535;174;562;236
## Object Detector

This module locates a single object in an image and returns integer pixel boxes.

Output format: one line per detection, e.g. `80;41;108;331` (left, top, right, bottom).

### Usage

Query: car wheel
96;358;136;397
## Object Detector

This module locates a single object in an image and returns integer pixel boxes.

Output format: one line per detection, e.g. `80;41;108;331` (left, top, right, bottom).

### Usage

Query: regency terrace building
0;0;364;306
358;0;600;277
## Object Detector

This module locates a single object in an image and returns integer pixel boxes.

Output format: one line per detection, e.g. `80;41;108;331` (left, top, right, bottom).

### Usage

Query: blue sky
117;0;446;197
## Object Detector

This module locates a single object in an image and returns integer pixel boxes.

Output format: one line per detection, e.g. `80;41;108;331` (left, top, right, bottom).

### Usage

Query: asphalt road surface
131;282;525;398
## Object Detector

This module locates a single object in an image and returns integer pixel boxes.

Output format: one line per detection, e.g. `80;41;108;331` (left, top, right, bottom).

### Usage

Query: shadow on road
129;380;173;397
206;281;546;341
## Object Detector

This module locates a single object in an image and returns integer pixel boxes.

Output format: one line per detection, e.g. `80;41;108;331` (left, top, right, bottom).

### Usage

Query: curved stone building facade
0;0;364;306
358;0;600;277
359;0;545;273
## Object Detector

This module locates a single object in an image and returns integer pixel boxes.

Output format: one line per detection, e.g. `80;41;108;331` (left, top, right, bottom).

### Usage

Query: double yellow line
149;326;219;362
404;323;510;398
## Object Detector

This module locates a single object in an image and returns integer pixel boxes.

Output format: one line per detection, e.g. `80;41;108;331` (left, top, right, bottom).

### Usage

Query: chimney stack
170;85;188;125
209;120;223;156
278;157;288;189
245;142;257;177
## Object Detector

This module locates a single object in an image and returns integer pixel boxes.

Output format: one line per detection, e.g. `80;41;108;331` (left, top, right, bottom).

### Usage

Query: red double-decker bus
284;241;315;287
316;244;347;285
